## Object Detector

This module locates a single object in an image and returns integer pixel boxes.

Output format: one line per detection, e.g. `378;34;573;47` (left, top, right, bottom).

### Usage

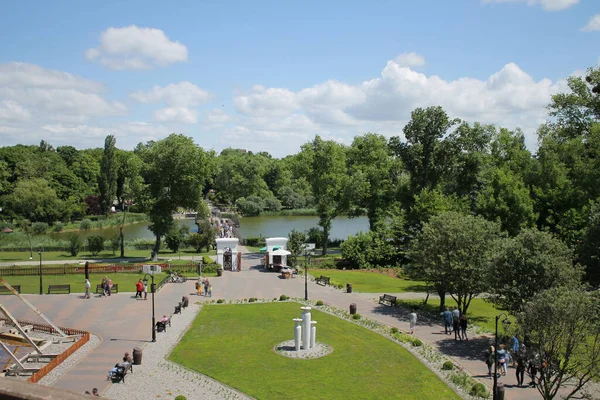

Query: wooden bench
156;316;171;333
96;284;119;294
0;285;20;294
47;284;70;294
109;365;128;383
379;294;397;306
315;276;330;286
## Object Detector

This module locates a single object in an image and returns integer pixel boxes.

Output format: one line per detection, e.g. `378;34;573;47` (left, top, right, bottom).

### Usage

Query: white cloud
0;100;31;121
205;108;232;124
130;81;211;107
482;0;579;11
234;85;298;116
153;107;199;124
86;25;188;70
581;14;600;32
393;52;425;68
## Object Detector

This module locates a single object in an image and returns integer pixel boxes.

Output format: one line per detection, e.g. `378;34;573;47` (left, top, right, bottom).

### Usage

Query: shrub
52;223;64;233
80;219;92;231
264;197;282;211
201;263;219;274
67;234;81;256
87;235;104;256
110;235;120;255
450;371;468;387
469;383;488;398
352;313;361;320
244;236;262;247
412;339;423;347
175;396;187;400
202;255;216;265
236;198;263;216
306;227;324;247
248;297;257;303
391;327;399;334
216;299;225;304
442;361;454;370
32;222;49;235
279;294;288;301
315;300;324;306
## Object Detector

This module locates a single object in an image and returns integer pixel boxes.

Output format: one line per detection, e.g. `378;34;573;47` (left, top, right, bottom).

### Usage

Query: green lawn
0;248;215;263
308;269;427;293
395;297;513;334
170;302;459;400
0;271;216;294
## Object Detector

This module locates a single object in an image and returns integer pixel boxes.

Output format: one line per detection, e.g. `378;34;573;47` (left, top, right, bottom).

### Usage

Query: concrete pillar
310;321;317;348
301;306;312;350
293;318;302;351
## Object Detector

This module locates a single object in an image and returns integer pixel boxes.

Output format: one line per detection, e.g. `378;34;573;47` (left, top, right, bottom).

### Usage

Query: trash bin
132;347;142;365
495;383;505;400
346;283;352;293
217;268;223;277
349;303;357;315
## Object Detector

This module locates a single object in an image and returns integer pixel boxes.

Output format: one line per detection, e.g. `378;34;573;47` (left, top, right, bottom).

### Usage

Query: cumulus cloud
130;81;212;107
581;14;600;32
86;25;188;70
153;107;199;124
0;100;31;121
482;0;579;11
393;52;425;68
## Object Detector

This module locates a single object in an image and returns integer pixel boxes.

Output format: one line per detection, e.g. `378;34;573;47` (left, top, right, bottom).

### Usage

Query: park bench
95;284;119;294
0;285;20;294
47;284;70;294
156;316;171;333
315;276;330;286
181;296;189;310
379;294;397;307
109;365;128;383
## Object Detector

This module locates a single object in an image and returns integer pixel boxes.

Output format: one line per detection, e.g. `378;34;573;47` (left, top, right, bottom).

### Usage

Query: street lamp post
142;273;156;342
304;249;312;301
493;313;510;400
38;248;43;295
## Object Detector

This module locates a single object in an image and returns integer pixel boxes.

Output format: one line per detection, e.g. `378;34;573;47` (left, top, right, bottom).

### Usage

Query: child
207;282;212;297
195;280;202;296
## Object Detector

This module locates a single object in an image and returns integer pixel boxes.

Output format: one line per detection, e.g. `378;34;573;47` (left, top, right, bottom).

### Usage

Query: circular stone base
274;340;333;359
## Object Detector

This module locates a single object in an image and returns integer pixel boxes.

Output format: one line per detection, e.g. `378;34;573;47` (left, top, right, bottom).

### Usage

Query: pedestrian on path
459;314;468;341
485;346;495;378
441;307;453;334
84;279;91;299
135;279;143;299
515;346;527;387
143;280;148;300
409;308;417;334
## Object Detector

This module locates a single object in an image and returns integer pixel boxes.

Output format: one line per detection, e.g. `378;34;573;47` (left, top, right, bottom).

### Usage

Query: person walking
459;313;468;341
135;279;143;299
441;307;453;335
515;346;527;387
453;312;460;340
84;279;91;299
143;280;148;300
409;309;417;334
485;346;495;378
100;277;107;297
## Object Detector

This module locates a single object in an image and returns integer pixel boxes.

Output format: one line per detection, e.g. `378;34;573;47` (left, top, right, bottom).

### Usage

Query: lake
51;215;370;241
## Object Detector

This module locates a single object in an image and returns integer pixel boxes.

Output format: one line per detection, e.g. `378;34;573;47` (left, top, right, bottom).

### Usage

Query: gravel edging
103;302;252;400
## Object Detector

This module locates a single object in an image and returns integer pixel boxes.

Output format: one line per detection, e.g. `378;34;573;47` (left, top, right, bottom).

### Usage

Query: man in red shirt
135;279;143;299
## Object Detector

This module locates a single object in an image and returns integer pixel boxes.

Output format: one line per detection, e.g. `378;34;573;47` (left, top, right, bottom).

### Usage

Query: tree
304;136;348;255
4;178;64;223
87;235;104;256
140;134;211;259
577;202;600;287
165;225;187;253
490;228;580;312
518;286;600;400
98;135;119;215
190;219;217;252
287;229;306;267
115;151;143;257
408;212;502;314
67;233;81;256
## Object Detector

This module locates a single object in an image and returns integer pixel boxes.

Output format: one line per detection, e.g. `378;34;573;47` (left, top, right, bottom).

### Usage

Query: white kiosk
265;237;289;271
216;237;239;271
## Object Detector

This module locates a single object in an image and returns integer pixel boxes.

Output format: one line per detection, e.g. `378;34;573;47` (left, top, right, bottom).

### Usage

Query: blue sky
0;0;598;156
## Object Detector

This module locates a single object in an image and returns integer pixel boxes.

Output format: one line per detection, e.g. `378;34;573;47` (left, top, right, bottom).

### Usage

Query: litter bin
346;283;352;293
132;347;142;365
217;268;223;277
495;383;505;400
349;303;357;315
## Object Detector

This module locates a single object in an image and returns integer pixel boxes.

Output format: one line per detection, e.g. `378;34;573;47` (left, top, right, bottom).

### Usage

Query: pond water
50;215;370;241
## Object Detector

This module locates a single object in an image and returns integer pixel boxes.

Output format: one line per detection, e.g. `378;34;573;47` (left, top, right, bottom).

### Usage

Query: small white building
216;238;239;271
265;237;290;269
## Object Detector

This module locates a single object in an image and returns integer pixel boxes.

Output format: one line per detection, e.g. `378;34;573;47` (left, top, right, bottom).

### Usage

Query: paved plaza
2;249;592;399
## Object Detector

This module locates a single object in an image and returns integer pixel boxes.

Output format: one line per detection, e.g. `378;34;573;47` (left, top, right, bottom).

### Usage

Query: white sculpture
301;306;312;350
293;318;302;351
310;321;317;349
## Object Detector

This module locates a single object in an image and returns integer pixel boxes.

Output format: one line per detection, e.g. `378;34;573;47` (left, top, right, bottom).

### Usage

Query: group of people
440;307;469;340
195;277;212;296
83;276;113;298
107;352;133;381
485;336;539;387
135;278;148;299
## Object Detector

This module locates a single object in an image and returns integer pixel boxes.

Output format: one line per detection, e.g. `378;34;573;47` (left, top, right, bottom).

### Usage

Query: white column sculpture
293;318;303;351
301;306;312;350
310;321;317;348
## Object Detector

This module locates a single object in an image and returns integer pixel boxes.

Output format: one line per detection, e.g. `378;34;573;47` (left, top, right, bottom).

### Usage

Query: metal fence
0;262;207;277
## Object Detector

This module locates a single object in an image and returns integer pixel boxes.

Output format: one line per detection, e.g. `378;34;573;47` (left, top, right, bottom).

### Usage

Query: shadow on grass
403;284;429;292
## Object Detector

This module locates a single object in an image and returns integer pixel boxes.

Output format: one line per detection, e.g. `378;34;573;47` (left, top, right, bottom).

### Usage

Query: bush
110;235;120;255
67;234;81;257
87;235;104;256
175;395;187;400
52;223;64;233
412;339;423;347
279;294;288;301
201;263;219;274
216;299;225;304
32;222;49;235
306;227;324;247
244;236;262;247
264;197;282;211
469;383;488;398
248;297;257;303
202;255;216;265
442;361;454;370
352;313;361;320
236;198;263;216
315;300;324;306
80;219;92;231
391;327;399;334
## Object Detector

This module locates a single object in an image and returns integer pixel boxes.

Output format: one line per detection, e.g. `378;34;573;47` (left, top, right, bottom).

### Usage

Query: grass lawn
0;248;216;263
308;269;427;293
170;302;459;400
395;297;513;334
0;272;216;294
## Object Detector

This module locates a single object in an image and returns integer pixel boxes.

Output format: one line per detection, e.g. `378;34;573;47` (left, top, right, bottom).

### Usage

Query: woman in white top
409;310;417;334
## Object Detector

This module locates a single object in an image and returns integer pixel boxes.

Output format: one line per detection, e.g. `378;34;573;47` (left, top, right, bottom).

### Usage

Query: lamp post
38;248;43;295
142;273;156;342
303;249;312;301
493;313;510;400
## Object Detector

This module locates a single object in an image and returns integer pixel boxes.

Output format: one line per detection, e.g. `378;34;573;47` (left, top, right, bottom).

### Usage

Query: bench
379;294;397;307
96;284;119;294
181;296;189;310
174;303;182;314
47;284;70;294
0;285;20;294
109;365;128;383
155;316;171;333
315;276;330;286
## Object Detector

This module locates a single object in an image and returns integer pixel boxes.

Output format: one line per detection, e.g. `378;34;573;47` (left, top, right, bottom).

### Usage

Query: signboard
142;264;162;274
302;243;316;251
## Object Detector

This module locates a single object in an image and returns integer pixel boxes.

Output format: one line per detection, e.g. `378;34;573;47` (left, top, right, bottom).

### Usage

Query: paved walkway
4;249;594;399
